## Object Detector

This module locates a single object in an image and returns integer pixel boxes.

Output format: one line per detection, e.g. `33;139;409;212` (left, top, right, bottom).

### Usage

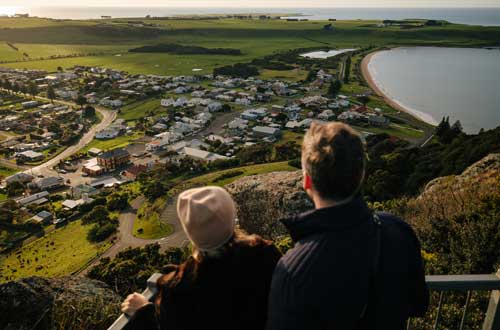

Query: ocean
4;7;500;26
367;47;500;133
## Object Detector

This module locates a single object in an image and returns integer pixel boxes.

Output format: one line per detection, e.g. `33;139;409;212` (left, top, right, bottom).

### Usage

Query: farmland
0;17;498;76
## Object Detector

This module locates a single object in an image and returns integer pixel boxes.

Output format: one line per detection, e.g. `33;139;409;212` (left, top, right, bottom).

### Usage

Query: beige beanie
177;186;236;251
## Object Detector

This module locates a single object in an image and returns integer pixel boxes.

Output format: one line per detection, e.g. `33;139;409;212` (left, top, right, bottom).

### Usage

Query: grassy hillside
0;17;499;75
0;220;111;282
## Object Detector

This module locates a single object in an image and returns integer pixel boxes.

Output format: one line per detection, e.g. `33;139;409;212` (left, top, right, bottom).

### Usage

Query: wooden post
483;269;500;330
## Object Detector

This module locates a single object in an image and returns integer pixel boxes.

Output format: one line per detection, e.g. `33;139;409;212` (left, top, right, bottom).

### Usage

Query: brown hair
301;121;366;200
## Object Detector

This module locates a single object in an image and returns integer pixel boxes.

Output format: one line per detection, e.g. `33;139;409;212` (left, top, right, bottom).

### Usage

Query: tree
57;66;63;72
47;85;56;102
28;82;38;96
107;192;129;211
76;95;87;108
6;181;24;197
83;105;96;117
357;95;370;106
328;80;342;97
141;181;165;201
344;56;352;83
82;205;109;225
306;69;317;82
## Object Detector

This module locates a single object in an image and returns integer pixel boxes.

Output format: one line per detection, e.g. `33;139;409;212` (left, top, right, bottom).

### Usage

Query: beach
360;50;436;126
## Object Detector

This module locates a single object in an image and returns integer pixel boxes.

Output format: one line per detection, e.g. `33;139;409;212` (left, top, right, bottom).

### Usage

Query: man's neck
313;196;337;209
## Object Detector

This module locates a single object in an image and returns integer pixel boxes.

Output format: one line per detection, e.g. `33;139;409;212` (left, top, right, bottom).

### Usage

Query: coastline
360;50;436;126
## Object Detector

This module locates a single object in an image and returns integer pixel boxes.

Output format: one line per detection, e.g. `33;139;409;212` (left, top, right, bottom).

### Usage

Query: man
267;122;429;330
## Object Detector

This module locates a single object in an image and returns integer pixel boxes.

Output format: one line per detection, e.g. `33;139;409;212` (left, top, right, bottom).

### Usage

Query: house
30;211;53;224
180;147;227;162
228;118;248;131
207;102;223;112
88;148;102;156
318;109;336;121
95;128;120;139
31;176;64;190
16;150;44;162
368;115;391;127
161;98;175;107
252;126;281;138
97;148;131;171
72;184;98;199
122;164;150;180
21;101;39;109
5;173;34;185
146;138;170;152
17;191;50;206
62;195;94;210
82;158;104;177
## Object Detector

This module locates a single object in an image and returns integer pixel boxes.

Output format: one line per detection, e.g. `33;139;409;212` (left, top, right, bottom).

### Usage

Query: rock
0;276;120;330
408;153;500;224
421;153;500;199
226;171;312;239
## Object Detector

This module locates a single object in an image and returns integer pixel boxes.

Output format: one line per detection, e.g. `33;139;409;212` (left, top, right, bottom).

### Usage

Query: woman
121;186;282;330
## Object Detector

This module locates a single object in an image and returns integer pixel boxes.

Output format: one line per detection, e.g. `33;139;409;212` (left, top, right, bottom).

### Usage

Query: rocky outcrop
0;276;121;330
226;154;500;239
226;171;312;239
421;153;500;198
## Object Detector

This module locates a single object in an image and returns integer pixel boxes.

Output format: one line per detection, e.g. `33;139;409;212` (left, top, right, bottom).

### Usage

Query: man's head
301;122;366;206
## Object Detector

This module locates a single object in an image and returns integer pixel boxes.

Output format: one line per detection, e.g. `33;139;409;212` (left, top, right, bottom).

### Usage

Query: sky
0;0;499;7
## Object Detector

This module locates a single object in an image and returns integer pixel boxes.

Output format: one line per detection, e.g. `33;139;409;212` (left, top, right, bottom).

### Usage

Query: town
0;60;395;214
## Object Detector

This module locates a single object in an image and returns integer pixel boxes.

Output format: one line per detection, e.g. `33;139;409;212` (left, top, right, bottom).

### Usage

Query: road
24;99;116;177
80;196;188;274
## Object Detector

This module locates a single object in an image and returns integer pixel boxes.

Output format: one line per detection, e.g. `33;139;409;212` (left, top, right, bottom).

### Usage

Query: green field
134;161;296;239
120;98;164;121
0;220;111;282
82;131;144;153
134;198;174;239
174;161;297;192
0;17;498;75
0;165;17;178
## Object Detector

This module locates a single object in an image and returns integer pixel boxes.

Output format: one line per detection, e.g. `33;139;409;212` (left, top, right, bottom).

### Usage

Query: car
58;169;67;174
82;172;89;177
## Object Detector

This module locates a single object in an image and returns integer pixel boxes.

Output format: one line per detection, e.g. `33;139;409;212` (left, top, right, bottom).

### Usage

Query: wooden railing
108;270;500;330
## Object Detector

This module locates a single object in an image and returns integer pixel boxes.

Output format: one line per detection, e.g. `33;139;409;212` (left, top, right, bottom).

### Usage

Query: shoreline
360;50;437;127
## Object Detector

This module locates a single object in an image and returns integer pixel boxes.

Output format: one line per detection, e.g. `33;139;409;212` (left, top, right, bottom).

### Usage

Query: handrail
426;274;500;291
107;273;162;330
108;272;500;330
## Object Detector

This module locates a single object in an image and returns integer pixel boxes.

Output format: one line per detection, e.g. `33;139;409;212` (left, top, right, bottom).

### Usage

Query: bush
87;222;118;242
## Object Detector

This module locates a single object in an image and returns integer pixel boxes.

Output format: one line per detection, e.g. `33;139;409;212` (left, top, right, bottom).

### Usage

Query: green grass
0;165;17;178
0;220;111;282
259;69;308;81
120;98;164;121
353;123;425;140
134;198;174;239
134;161;296;239
82;131;144;153
280;131;304;145
177;161;297;190
2;18;498;75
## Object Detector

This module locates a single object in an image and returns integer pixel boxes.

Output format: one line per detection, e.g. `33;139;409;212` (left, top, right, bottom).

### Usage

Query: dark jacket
127;235;281;330
266;195;429;330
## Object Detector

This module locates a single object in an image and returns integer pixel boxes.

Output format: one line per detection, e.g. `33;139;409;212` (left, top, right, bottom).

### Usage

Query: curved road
99;196;188;260
26;101;116;177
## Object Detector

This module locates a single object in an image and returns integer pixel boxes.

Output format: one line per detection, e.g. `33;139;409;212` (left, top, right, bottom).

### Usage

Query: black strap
358;213;383;326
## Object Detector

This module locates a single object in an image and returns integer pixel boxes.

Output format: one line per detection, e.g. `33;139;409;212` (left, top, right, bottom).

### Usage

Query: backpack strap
358;213;383;325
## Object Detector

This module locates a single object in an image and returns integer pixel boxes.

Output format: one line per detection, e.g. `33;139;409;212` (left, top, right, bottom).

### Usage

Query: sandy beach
360;50;435;126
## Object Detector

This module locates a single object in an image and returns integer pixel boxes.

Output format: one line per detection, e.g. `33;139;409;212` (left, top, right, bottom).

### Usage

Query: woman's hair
155;228;264;312
191;228;259;261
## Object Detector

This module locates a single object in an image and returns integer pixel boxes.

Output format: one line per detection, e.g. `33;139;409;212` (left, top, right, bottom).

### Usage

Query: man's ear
303;172;313;191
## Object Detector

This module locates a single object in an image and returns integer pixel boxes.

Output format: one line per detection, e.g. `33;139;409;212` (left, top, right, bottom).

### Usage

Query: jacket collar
281;195;372;242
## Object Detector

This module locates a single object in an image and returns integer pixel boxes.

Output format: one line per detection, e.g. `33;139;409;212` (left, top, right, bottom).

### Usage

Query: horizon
2;0;500;9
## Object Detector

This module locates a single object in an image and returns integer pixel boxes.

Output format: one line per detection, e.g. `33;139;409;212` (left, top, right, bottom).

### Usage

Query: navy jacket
267;195;429;330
